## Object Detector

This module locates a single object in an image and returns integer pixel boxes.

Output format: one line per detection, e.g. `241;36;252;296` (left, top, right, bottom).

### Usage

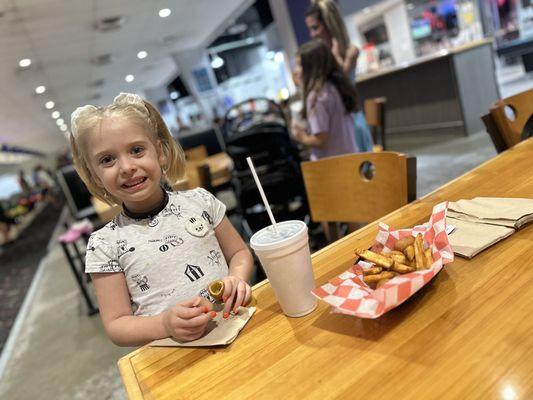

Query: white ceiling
0;0;248;156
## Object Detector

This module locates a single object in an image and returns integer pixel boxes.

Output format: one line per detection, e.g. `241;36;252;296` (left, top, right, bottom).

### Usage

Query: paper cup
250;220;317;317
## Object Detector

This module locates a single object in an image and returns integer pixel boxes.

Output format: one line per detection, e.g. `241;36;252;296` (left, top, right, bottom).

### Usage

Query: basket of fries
312;202;453;318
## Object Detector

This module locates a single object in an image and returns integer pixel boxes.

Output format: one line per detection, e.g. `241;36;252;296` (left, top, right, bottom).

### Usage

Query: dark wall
285;0;311;45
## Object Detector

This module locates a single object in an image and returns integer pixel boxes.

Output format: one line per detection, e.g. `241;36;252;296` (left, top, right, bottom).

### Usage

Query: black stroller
222;98;310;237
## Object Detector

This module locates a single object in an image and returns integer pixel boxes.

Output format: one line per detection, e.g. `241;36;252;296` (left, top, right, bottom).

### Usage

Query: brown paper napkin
446;217;514;258
149;307;256;347
449;198;533;228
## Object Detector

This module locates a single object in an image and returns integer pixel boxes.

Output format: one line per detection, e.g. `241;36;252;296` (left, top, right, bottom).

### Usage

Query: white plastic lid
250;220;307;251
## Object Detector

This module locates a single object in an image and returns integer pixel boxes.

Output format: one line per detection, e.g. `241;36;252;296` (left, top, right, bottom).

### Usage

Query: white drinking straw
246;156;278;233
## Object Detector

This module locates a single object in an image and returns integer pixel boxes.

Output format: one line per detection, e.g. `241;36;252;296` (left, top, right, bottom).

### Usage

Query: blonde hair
69;93;186;205
307;0;351;59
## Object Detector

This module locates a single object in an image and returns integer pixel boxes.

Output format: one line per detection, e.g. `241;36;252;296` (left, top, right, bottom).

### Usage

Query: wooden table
118;140;533;399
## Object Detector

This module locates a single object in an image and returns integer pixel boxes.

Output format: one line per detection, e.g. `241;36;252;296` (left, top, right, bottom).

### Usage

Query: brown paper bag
449;198;533;228
150;307;256;347
446;217;514;258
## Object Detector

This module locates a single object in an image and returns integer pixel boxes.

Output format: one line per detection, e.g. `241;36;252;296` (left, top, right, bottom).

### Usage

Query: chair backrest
301;152;412;224
364;97;387;150
481;112;508;153
184;145;208;161
56;165;95;220
489;88;533;148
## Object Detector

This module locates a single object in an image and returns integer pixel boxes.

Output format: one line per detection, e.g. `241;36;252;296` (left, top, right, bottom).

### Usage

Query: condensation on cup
250;220;317;317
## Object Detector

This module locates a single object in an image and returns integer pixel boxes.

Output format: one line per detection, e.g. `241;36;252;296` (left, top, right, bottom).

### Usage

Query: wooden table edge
118;348;145;399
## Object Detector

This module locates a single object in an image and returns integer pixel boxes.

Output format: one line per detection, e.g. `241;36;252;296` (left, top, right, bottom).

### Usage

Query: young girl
70;93;253;346
305;0;374;153
292;39;359;161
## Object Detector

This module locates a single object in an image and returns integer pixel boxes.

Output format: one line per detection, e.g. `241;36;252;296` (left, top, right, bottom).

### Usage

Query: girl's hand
221;276;251;316
162;297;215;342
291;121;307;143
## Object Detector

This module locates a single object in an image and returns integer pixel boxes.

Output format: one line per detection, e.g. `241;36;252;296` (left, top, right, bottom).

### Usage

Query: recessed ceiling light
45;101;55;109
169;91;179;100
56;118;64;126
51;111;60;119
125;74;135;82
159;8;171;18
35;85;46;94
211;55;224;69
60;124;68;131
19;58;32;68
137;50;148;59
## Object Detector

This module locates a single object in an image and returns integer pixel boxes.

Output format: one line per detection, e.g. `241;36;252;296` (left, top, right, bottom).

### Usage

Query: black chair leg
60;242;98;316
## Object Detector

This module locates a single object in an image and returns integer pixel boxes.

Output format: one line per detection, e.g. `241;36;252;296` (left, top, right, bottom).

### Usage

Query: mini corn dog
363;271;396;283
363;266;383;275
424;248;434;268
355;249;394;268
208;280;225;301
394;236;415;251
414;233;426;270
405;245;415;261
391;262;415;274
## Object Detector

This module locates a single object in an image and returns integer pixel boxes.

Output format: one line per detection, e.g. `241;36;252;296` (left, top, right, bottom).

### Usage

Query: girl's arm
92;273;214;346
293;125;329;148
215;216;254;314
332;39;359;76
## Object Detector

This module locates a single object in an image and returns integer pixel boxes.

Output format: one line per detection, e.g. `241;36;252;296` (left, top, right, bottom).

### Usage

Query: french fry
355;249;394;269
376;278;390;289
363;271;396;283
389;251;407;264
391;262;415;274
363;266;383;275
404;245;415;261
424;248;434;268
414;233;426;270
394;236;415;251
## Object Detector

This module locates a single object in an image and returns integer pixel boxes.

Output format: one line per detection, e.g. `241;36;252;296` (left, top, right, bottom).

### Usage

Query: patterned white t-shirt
85;188;228;316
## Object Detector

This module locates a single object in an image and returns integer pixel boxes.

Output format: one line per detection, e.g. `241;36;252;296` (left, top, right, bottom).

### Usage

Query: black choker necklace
122;188;169;220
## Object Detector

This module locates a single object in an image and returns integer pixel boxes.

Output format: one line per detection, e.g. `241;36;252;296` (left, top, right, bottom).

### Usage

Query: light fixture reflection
159;8;171;18
19;58;32;68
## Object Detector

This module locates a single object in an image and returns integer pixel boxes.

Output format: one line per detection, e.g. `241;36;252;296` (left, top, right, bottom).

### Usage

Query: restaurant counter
357;39;500;136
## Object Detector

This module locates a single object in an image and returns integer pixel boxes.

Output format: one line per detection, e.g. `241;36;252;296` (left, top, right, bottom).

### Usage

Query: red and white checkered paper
312;202;453;318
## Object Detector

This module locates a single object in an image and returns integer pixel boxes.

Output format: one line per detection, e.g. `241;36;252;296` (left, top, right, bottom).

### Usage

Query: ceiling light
45;101;55;109
51;111;60;119
35;85;46;94
170;91;179;100
56;118;64;126
125;74;135;82
159;8;171;18
266;51;276;60
60;125;68;132
211;55;224;69
137;50;148;59
19;58;32;68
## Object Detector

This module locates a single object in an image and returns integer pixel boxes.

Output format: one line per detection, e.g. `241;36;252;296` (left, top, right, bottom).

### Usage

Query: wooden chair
184;145;208;161
301;152;415;241
487;88;533;150
481;113;508;153
364;97;387;151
